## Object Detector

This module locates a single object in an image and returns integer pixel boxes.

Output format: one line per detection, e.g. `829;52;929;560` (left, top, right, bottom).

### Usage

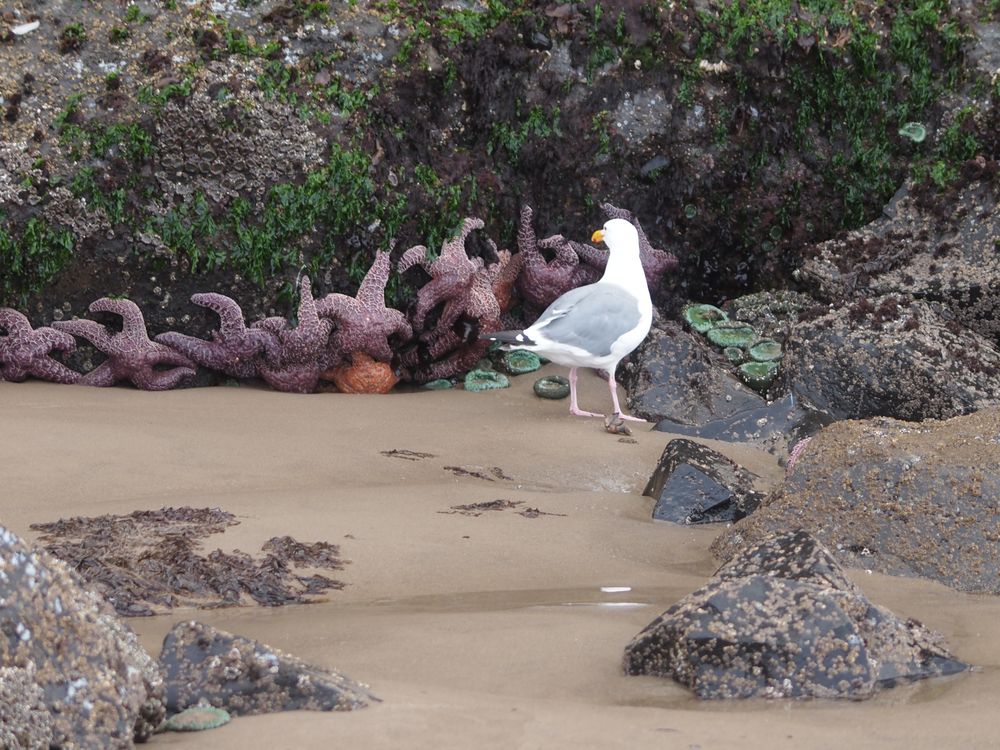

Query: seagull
483;217;652;421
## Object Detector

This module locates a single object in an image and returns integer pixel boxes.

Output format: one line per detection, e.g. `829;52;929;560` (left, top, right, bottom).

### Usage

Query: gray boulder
624;531;967;699
0;526;165;747
784;295;1000;420
797;173;1000;341
713;407;1000;593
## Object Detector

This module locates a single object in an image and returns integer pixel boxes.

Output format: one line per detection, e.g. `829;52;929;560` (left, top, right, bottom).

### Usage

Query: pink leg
608;372;645;422
569;367;604;418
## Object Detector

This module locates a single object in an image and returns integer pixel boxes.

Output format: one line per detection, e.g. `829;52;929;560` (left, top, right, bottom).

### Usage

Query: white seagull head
591;218;639;256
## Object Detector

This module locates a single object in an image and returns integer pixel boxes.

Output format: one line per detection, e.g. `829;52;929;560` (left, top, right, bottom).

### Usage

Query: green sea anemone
748;339;783;362
683;303;728;334
723;346;745;364
738;361;779;392
706;322;756;349
501;349;541;375
533;374;570;400
464;369;510;391
162;706;231;732
423;378;454;390
898;122;927;143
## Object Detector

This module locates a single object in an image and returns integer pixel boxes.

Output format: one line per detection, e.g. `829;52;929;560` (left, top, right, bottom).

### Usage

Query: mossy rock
738;361;779;392
464;369;510;391
500;349;541;375
533;374;570;400
749;339;783;362
706;322;757;349
683;304;728;334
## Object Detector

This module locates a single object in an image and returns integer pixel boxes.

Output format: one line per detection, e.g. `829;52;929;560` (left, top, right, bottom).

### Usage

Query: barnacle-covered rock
0;525;165;747
624;531;967;699
159;621;378;715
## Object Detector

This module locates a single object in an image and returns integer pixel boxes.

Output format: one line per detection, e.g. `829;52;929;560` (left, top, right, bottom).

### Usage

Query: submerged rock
623;531;968;699
713;408;1000;594
159;621;379;716
0;525;165;747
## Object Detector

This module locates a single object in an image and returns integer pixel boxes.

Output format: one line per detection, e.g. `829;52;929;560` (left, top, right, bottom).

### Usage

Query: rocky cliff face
2;0;995;339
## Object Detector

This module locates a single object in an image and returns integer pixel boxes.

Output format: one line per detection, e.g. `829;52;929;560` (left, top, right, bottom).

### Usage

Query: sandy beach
3;372;999;749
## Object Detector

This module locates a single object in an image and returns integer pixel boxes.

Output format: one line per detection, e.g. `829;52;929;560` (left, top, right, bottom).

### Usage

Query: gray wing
532;284;641;357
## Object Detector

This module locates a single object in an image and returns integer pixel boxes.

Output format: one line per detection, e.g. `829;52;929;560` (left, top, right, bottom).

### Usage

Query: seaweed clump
30;506;348;616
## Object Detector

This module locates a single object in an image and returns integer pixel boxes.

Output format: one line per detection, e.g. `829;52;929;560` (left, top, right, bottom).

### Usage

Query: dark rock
712;408;1000;594
623;320;766;426
627;319;827;453
653;393;831;453
159;621;379;716
643;439;765;524
784;296;1000;421
0;525;165;747
623;531;968;699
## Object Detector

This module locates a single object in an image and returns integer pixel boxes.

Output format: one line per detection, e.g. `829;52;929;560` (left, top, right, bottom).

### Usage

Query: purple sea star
598;202;679;295
514;205;601;316
0;308;81;384
155;293;275;380
403;248;516;382
251;275;333;394
52;298;196;389
398;217;483;337
315;248;412;363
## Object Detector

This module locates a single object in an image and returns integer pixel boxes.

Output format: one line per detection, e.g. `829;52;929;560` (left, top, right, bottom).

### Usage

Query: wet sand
2;371;998;749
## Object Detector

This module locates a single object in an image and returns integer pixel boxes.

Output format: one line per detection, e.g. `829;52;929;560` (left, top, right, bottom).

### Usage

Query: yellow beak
591;229;605;243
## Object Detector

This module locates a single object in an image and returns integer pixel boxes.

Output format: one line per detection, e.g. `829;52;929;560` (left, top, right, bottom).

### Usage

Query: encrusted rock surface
0;665;54;750
798;173;1000;340
624;531;967;699
713;408;1000;593
159;620;378;716
0;525;165;747
784;296;1000;421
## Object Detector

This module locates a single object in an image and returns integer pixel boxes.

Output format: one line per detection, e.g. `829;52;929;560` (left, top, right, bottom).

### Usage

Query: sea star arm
191;293;249;336
355;249;393;309
88;298;150;350
397;245;430;274
51;318;114;351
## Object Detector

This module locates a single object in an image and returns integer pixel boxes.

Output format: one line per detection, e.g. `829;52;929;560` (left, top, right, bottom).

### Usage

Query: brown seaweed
30;507;348;616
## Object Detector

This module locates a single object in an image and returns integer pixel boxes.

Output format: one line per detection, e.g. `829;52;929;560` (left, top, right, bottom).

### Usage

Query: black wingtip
480;329;534;346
